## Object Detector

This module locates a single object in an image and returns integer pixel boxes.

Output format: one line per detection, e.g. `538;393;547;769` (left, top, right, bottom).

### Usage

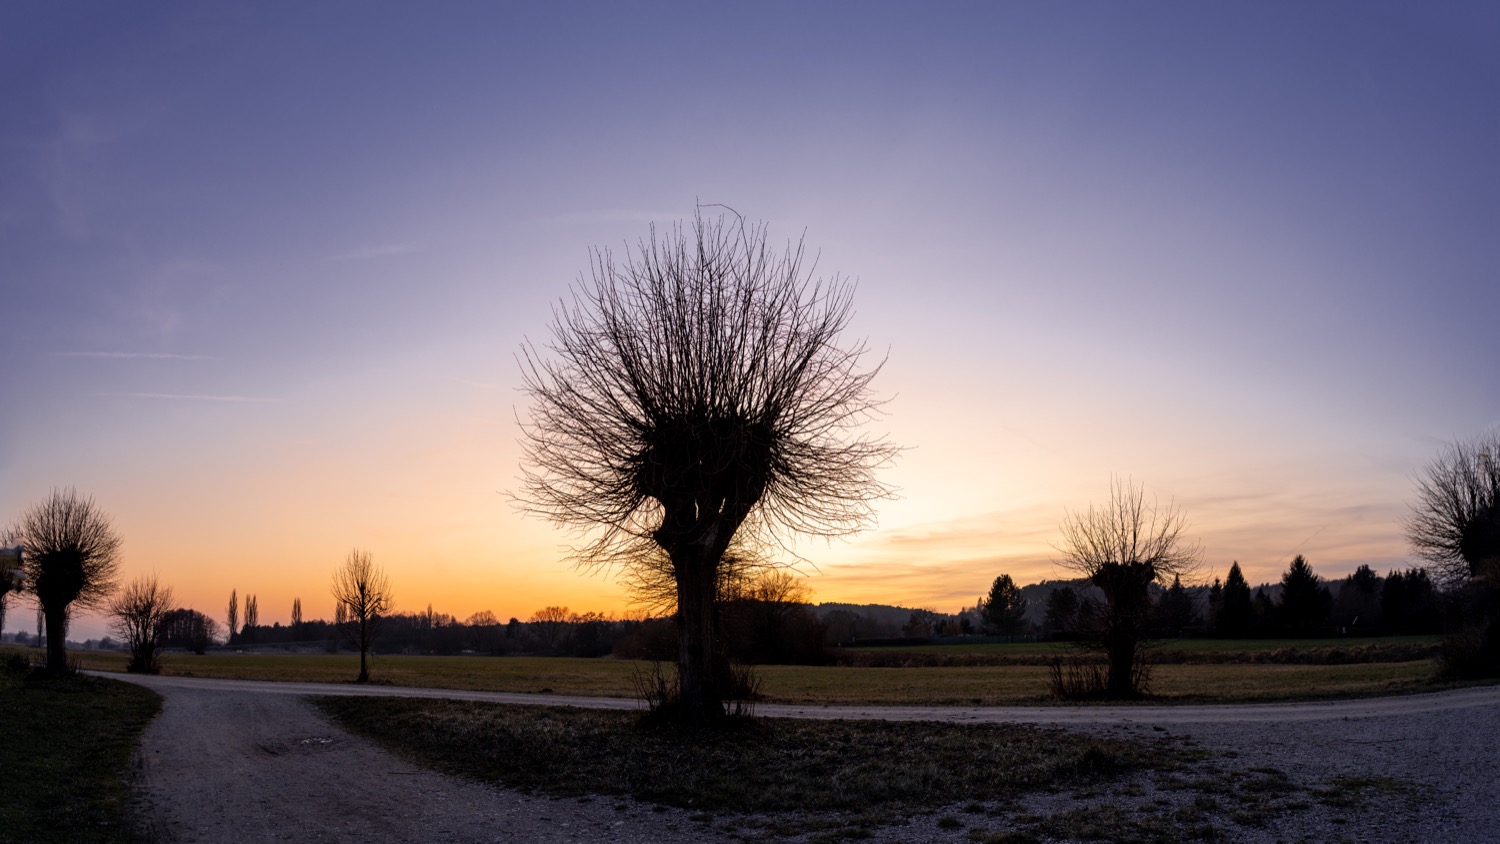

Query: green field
18;640;1453;705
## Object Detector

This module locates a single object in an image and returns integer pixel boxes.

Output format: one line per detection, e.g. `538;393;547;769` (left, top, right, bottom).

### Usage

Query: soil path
109;671;1500;723
126;681;731;843
113;674;1500;842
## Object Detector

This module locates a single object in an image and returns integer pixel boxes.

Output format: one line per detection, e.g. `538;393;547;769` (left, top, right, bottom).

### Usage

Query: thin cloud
102;392;278;403
327;242;420;262
57;351;217;360
538;209;688;227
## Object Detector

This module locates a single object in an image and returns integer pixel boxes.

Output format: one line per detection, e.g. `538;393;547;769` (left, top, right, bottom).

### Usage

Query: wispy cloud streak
57;351;218;360
101;393;278;403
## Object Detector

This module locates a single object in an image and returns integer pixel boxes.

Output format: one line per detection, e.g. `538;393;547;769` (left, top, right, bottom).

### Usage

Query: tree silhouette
108;575;175;673
1217;562;1254;638
244;590;259;644
1043;586;1079;639
1406;429;1500;585
1278;555;1331;636
227;588;239;645
980;574;1029;635
331;549;393;682
17;489;122;671
1056;478;1200;698
517;209;896;723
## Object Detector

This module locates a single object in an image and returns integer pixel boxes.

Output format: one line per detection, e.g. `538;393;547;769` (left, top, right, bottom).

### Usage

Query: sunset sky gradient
3;2;1497;639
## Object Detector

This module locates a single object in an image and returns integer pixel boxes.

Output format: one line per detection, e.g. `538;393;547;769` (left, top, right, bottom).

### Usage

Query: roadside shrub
1048;653;1151;701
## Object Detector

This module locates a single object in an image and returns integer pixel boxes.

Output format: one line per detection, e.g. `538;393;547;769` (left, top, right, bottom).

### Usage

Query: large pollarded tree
1406;428;1500;586
518;209;896;723
1408;429;1500;675
1056;478;1200;698
17;488;122;671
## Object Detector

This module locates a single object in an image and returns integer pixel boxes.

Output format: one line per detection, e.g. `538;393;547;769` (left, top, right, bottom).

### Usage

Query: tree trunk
674;552;725;724
1104;633;1137;698
44;606;68;672
357;619;370;682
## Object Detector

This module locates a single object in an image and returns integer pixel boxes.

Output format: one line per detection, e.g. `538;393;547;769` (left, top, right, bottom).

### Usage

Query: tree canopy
517;209;896;722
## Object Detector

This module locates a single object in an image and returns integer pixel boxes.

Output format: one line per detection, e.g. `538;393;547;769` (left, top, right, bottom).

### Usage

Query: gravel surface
114;673;1500;843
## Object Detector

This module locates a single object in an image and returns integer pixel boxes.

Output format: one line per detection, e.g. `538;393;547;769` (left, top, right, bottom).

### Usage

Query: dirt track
126;681;731;843
113;673;1500;842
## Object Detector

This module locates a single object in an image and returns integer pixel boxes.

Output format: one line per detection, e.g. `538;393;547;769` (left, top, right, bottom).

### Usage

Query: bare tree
530;605;572;653
518;209;896;723
16;489;122;671
226;588;239;645
108;575;176;673
291;597;303;629
161;608;218;654
1055;478;1200;698
243;593;258;643
1408;430;1500;676
1406;429;1500;585
331;549;393;682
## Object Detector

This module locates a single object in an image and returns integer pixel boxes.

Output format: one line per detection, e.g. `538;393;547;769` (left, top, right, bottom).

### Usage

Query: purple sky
3;1;1497;638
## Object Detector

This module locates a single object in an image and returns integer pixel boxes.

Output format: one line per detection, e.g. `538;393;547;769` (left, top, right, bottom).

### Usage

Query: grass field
0;662;161;844
845;635;1440;656
21;640;1451;705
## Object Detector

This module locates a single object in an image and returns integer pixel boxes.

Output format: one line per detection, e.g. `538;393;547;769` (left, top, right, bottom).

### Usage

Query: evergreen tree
1279;555;1332;636
1382;568;1439;634
1252;586;1277;634
1330;565;1382;634
1206;578;1223;632
980;574;1029;635
1218;562;1254;638
1044;586;1080;639
1155;574;1199;636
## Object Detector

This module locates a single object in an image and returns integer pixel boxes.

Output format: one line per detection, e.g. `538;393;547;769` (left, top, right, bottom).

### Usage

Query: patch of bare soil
129;685;731;843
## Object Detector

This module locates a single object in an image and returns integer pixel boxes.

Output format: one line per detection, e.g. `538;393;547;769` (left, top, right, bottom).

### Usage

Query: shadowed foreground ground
117;674;1500;842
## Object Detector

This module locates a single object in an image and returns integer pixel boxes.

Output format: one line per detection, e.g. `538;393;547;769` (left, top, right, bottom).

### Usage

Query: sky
3;1;1497;640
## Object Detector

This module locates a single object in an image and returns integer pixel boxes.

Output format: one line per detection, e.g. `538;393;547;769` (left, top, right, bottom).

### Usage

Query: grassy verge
314;696;1172;812
27;642;1452;706
315;696;1414;842
0;660;162;843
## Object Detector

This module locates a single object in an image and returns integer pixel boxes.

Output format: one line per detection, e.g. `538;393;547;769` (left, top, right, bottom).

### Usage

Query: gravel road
112;673;1500;842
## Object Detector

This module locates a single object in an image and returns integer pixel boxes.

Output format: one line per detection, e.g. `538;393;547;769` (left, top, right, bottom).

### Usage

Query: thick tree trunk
44;606;69;672
1103;632;1137;698
675;554;725;723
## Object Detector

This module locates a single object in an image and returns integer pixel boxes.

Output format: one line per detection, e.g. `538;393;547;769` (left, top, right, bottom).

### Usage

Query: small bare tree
1055;478;1200;698
1406;429;1500;585
518;209;896;723
17;489;122;671
109;575;176;673
331;549;393;682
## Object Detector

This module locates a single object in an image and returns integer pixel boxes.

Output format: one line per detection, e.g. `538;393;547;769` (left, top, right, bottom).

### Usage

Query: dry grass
26;643;1442;705
314;696;1169;813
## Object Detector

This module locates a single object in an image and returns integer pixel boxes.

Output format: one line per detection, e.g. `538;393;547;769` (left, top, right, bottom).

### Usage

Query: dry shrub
1048;653;1152;701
